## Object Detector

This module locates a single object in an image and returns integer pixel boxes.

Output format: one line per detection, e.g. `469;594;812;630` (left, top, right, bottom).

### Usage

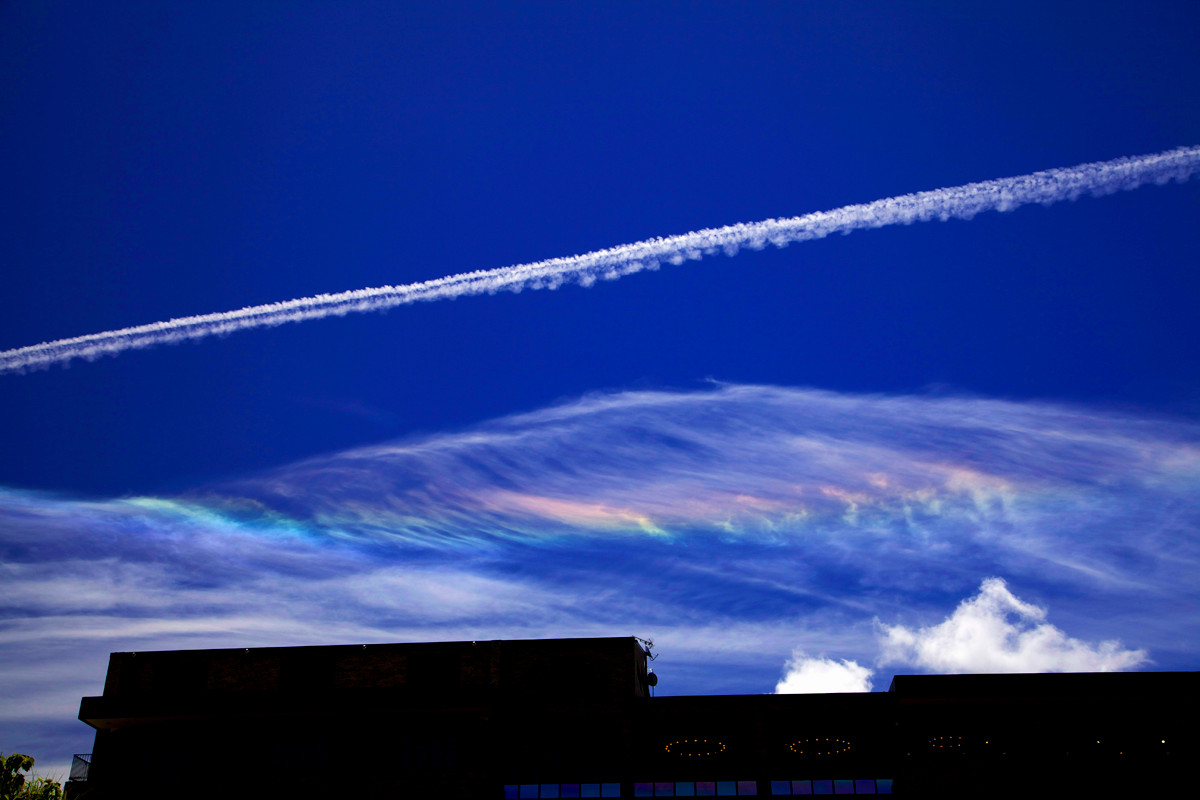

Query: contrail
3;145;1199;375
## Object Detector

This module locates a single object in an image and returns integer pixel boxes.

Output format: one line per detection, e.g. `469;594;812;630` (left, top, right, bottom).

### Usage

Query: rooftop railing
69;754;91;782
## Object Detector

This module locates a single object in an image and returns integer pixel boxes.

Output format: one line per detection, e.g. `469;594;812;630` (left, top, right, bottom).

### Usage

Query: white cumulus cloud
775;651;874;693
879;578;1148;673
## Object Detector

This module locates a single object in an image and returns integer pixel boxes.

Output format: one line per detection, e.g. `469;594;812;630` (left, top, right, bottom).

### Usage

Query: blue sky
2;0;1199;776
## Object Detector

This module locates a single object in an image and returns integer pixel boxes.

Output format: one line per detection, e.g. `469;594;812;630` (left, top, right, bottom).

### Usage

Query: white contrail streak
3;146;1199;374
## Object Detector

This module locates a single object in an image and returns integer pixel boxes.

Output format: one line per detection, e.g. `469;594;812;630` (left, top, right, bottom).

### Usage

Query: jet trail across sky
3;145;1199;375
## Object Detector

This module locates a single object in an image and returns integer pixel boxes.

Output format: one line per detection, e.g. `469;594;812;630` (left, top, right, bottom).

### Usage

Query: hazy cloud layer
2;384;1198;767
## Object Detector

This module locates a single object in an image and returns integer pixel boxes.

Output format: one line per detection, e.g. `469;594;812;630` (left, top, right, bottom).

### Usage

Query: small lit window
717;781;737;796
505;786;519;799
875;779;893;795
562;786;581;799
676;782;696;797
833;780;853;795
602;783;621;798
635;783;653;798
521;785;539;799
542;784;561;798
737;780;757;795
581;785;601;798
770;780;791;795
792;780;813;795
696;781;716;796
812;780;833;795
657;782;676;796
854;780;875;794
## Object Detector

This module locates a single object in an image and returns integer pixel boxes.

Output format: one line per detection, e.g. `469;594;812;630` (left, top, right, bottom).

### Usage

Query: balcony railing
69;754;91;782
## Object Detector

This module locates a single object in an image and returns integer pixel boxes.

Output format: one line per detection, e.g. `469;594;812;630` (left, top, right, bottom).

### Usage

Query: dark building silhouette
67;637;1193;798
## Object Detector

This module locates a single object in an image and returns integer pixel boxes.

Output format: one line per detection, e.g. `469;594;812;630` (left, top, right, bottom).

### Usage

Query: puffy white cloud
879;578;1148;673
775;652;874;693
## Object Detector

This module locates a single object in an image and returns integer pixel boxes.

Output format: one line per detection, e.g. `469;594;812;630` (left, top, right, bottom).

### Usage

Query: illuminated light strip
788;737;852;756
665;738;727;758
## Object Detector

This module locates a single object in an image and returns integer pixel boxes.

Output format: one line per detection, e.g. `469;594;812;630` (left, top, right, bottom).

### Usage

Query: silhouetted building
67;637;1193;798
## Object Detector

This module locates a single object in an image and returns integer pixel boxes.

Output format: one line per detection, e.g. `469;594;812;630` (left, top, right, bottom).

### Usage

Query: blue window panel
792;781;813;795
770;781;791;796
875;779;893;795
717;781;737;796
696;782;716;797
602;783;621;798
853;780;875;795
635;783;653;798
812;780;833;795
543;784;561;798
676;782;696;797
562;786;581;799
737;781;757;795
522;785;540;799
581;785;601;798
656;782;675;796
505;786;519;800
834;780;853;795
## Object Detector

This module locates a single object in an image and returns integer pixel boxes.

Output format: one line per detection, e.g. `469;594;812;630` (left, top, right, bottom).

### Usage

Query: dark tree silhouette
1;754;62;800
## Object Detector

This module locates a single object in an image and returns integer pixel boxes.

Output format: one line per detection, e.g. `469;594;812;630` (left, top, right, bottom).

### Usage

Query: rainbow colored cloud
3;385;1199;770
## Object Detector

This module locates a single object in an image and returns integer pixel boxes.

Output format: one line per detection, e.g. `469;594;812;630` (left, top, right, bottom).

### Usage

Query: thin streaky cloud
2;146;1198;374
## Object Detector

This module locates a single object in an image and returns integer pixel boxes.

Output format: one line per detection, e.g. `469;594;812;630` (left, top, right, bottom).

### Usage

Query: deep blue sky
2;1;1200;775
2;0;1198;494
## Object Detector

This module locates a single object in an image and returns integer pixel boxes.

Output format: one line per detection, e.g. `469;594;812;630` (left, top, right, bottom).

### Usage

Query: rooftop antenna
633;636;658;661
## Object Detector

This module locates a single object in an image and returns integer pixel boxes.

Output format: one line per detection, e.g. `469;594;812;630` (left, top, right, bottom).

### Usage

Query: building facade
68;637;1193;797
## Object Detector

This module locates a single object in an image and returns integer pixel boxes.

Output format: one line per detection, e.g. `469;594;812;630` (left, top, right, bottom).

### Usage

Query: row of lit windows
503;780;894;798
770;779;892;795
635;781;757;796
504;784;621;798
636;780;892;797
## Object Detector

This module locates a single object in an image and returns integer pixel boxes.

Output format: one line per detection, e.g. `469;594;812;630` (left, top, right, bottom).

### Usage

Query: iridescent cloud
2;385;1199;771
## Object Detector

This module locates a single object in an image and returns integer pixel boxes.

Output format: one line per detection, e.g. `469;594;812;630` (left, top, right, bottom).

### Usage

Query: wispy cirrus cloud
222;384;1200;596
